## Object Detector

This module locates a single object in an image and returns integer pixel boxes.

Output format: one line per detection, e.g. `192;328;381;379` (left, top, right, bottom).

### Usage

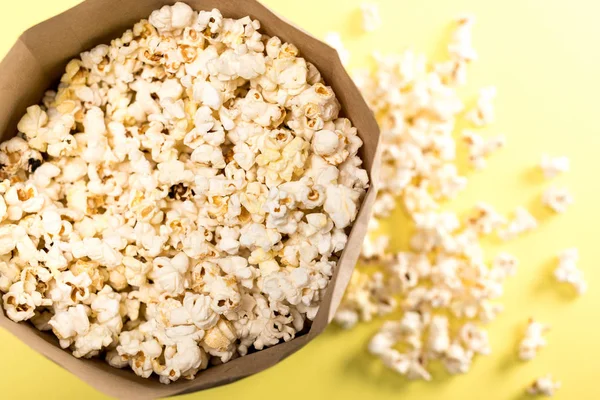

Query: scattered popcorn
518;319;549;361
0;3;369;384
527;375;561;397
540;155;569;179
498;207;537;241
554;248;587;295
324;32;350;65
542;186;573;213
360;3;382;33
337;16;518;380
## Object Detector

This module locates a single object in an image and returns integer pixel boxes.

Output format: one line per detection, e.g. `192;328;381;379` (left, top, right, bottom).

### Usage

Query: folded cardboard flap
0;0;381;398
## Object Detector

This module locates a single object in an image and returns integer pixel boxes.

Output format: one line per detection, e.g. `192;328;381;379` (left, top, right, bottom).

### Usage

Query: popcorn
554;248;586;295
360;3;382;32
334;271;395;329
202;318;236;351
442;341;473;375
459;323;490;355
2;282;43;322
0;3;368;384
149;253;190;296
518;319;549;361
149;2;194;35
324;32;350;65
324;184;361;229
491;252;518;279
542;186;573;213
462;131;505;170
527;375;561;397
466;86;496;127
449;15;477;62
540;155;569;179
498;207;537;241
466;202;506;235
49;304;90;347
427;315;450;355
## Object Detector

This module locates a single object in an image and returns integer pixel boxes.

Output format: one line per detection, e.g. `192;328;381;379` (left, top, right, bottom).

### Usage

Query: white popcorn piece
542;186;573;214
554;248;587;295
360;3;382;32
427;315;450;355
459;323;490;355
324;32;350;66
443;341;473;375
491;252;518;279
49;304;90;346
540;155;569;179
498;207;537;241
527;375;561;397
449;15;477;62
361;234;389;262
465;202;506;236
518;319;549;361
334;271;395;329
149;2;195;35
466;86;496;127
463;130;505;170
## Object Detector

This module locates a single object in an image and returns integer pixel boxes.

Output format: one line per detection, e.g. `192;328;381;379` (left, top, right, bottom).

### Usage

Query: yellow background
1;0;599;399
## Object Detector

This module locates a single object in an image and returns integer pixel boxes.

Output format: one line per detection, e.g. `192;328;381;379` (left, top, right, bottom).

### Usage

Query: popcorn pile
333;6;583;396
0;3;369;383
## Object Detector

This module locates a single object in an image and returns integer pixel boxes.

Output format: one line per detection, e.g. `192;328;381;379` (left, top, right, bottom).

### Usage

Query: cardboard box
0;1;381;398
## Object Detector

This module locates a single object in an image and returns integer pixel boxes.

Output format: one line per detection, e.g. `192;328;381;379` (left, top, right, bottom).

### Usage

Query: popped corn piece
149;2;194;36
498;207;537;241
159;339;209;384
465;202;506;235
334;271;395;329
368;313;429;379
554;248;587;295
466;86;496;127
491;252;518;279
202;318;237;351
462;130;505;170
361;234;390;262
526;375;561;397
49;304;90;347
324;32;350;65
540;155;569;179
427;315;450;355
449;14;477;62
459;323;490;355
518;319;549;361
542;186;573;213
360;3;382;32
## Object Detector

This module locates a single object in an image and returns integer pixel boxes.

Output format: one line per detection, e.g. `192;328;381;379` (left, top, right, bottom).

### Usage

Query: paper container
0;0;381;398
